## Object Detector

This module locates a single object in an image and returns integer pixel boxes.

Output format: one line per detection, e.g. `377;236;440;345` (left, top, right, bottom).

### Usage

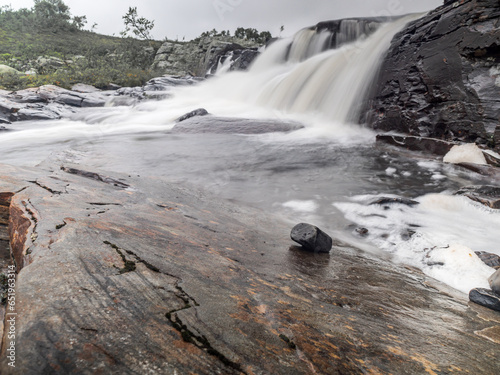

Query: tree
71;15;87;30
33;0;71;30
121;7;154;40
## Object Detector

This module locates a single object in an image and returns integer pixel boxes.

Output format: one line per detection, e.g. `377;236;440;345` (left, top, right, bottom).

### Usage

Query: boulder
0;64;21;75
290;223;333;253
469;288;500;312
366;0;500;145
176;108;209;122
488;269;500;294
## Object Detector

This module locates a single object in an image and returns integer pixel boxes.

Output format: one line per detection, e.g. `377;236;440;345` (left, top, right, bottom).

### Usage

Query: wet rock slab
454;185;500;209
171;116;304;134
0;163;499;374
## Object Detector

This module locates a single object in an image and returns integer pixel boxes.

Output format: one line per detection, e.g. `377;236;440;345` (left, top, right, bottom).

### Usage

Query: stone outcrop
366;0;500;147
152;36;260;77
0;76;201;123
1;163;500;373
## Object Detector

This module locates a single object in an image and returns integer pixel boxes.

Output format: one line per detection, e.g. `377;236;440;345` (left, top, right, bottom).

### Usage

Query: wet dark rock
171;116;304;134
454;185;500;209
489;269;500;295
369;197;419;207
290;223;333;253
469;288;500;312
483;150;500;167
376;134;456;156
475;251;500;269
355;227;369;237
366;0;500;145
456;163;500;178
176;108;209;123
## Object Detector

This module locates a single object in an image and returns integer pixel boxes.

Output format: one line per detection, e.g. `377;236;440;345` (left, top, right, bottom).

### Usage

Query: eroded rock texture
0;163;499;374
366;0;500;147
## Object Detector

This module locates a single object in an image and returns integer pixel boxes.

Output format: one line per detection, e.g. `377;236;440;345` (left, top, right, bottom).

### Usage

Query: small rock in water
369;197;419;207
469;288;500;312
475;251;500;269
488;269;500;295
290;223;332;253
176;108;209;122
454;186;500;209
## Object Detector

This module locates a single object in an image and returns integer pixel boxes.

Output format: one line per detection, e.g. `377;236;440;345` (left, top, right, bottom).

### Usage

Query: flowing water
1;14;498;294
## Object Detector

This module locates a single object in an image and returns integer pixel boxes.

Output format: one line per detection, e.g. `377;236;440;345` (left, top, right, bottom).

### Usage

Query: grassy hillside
0;4;163;90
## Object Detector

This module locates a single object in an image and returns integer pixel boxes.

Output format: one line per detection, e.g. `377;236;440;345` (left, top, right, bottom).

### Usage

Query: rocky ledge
0;163;499;374
366;0;500;149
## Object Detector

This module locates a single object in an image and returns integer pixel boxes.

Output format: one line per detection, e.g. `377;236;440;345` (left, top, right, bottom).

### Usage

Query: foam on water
334;192;499;294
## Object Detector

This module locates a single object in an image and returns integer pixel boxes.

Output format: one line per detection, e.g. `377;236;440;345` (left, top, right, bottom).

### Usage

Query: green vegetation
0;1;162;90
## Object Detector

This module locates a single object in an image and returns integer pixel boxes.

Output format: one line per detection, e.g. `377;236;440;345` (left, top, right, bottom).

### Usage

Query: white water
2;14;498;295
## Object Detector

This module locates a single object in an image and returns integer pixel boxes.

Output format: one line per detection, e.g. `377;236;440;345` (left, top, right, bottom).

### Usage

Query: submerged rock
369;197;419;207
469;288;500;312
454;185;500;209
171;116;304;134
376;135;457;156
290;223;333;253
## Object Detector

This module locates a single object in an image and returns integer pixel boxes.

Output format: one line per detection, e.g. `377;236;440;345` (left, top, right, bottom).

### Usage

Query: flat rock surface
0;163;499;374
171;116;304;134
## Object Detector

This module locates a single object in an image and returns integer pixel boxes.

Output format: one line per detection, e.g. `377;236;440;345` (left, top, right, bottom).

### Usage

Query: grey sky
0;0;443;40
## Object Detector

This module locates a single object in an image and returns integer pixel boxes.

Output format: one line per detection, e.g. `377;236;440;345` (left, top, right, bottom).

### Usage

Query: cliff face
366;0;500;147
152;36;260;77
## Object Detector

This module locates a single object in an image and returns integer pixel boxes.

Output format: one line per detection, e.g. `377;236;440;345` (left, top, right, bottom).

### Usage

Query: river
0;13;498;295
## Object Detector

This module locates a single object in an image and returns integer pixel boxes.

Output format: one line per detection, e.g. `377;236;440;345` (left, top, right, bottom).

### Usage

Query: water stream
1;14;498;294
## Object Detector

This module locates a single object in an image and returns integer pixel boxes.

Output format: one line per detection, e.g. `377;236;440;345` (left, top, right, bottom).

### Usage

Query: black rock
365;0;500;145
488;269;500;295
369;197;419;207
469;288;500;312
475;251;500;269
176;108;209;123
290;223;333;253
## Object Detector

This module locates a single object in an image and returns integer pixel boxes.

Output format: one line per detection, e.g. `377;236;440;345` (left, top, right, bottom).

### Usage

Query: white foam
282;200;319;213
334;192;500;294
443;143;487;165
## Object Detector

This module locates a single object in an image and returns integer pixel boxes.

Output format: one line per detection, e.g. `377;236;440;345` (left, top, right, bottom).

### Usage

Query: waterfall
242;14;421;124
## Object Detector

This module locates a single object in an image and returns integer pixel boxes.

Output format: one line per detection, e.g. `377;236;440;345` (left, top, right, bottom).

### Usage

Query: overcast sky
0;0;443;40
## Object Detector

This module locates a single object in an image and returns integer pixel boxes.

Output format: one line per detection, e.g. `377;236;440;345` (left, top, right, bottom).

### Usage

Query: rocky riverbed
0;162;499;374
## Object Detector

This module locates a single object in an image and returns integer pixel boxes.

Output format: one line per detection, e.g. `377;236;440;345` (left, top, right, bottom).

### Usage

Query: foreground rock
476;251;500;269
367;0;500;147
0;164;500;373
171;116;304;134
290;223;333;253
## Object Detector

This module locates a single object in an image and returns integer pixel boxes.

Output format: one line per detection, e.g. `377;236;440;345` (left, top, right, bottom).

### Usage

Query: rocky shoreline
0;163;499;374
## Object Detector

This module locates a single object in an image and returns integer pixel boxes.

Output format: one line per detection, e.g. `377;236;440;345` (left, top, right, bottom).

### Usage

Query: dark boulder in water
469;288;500;312
290;223;333;253
176;108;209;123
369;197;419;207
376;135;456;156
